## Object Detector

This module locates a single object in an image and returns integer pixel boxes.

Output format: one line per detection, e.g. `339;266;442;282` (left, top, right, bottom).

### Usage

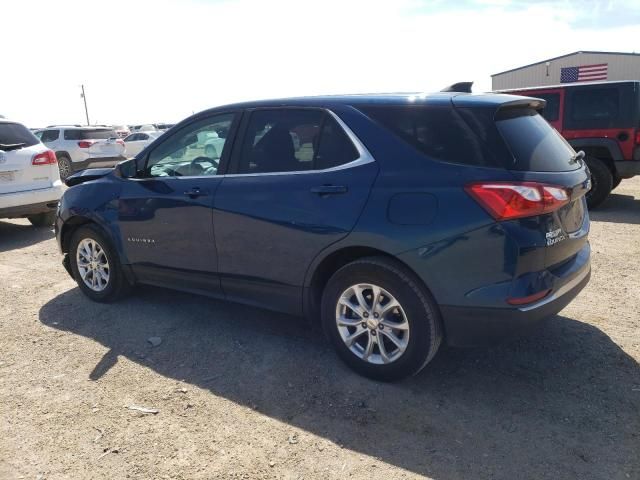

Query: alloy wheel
58;158;71;179
335;283;410;365
76;238;110;292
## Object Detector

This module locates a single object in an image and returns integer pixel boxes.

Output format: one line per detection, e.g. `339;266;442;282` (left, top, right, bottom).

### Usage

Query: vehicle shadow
590;192;640;225
39;287;639;480
0;220;55;252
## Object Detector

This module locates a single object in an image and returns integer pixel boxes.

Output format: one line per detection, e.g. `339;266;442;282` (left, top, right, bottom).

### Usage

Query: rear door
117;112;239;295
0;123;54;194
213;107;378;314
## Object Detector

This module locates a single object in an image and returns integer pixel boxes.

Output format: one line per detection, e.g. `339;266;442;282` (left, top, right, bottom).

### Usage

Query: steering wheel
190;156;219;172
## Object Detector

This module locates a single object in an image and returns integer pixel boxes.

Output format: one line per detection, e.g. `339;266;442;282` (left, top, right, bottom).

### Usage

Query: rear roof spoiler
441;82;473;93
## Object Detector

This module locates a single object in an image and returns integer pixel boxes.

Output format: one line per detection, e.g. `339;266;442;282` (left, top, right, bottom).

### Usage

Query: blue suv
55;92;591;381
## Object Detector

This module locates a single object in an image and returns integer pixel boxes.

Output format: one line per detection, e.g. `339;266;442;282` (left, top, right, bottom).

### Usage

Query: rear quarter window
359;105;497;168
0;122;39;149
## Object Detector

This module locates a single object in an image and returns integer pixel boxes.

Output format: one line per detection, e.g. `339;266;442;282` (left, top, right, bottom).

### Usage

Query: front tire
28;211;56;227
321;257;442;381
585;156;612;209
69;225;131;302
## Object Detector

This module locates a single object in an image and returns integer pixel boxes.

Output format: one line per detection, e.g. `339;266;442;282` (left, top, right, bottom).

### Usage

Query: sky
2;0;639;127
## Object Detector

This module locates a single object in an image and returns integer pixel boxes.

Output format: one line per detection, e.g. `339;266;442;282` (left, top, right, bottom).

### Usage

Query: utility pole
80;84;90;125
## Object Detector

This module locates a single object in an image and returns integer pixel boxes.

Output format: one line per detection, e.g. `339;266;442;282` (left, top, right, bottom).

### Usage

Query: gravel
1;178;639;479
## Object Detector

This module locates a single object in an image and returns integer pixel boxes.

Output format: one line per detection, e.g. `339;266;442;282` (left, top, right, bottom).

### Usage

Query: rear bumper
0;182;63;218
441;252;591;347
72;156;125;171
615;160;640;178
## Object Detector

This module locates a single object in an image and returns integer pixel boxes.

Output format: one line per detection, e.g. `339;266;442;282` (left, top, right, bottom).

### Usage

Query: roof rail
441;82;473;93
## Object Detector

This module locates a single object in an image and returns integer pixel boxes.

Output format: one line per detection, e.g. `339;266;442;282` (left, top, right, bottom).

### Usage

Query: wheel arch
61;215;136;284
303;245;438;327
60;216;96;254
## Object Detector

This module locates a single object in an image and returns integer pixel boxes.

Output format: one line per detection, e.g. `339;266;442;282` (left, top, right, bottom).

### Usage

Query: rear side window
360;106;492;167
63;130;81;140
564;85;637;129
534;93;560;122
571;88;618;124
41;129;60;142
239;109;323;173
237;109;360;174
496;109;578;172
315;116;359;169
0;122;39;149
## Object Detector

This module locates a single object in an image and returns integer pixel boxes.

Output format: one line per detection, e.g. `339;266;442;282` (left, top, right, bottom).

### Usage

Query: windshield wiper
0;142;26;151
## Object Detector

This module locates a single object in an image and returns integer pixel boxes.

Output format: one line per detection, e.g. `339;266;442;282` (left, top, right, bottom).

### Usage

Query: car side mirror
115;159;137;179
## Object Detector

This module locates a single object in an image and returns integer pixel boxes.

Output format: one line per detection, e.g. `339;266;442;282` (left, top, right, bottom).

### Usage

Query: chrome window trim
222;109;375;178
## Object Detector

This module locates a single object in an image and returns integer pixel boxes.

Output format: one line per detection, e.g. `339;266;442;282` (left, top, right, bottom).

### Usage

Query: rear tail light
32;150;57;165
78;140;95;148
465;182;570;220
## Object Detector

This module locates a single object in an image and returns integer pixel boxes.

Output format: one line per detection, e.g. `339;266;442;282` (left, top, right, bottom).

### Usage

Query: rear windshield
495;108;579;172
64;129;117;140
360;105;579;172
0;122;39;150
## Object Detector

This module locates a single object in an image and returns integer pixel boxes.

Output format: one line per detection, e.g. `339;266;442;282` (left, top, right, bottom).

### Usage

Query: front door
213;108;378;314
117;112;238;295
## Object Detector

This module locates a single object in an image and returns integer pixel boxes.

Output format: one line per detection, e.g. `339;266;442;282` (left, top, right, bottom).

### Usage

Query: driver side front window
145;113;235;177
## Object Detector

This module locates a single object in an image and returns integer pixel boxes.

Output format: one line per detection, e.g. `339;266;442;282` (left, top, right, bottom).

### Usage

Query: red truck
500;80;640;208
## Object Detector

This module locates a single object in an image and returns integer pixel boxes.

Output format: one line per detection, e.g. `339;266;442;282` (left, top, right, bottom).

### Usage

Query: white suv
38;126;126;180
0;119;63;226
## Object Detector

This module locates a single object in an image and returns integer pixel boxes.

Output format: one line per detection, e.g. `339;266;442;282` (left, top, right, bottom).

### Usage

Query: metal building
492;51;640;90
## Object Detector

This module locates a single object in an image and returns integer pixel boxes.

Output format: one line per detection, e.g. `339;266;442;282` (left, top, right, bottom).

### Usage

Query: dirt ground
1;179;639;480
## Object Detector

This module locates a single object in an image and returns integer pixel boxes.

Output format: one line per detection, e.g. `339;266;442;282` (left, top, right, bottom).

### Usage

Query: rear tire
321;256;442;381
585;156;612;209
57;155;73;181
28;211;56;227
69;225;131;302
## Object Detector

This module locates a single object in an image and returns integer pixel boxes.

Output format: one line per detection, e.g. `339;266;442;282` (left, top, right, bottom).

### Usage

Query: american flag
560;64;608;83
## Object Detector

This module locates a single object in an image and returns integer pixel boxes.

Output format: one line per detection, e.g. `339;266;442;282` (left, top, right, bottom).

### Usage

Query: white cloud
2;0;638;126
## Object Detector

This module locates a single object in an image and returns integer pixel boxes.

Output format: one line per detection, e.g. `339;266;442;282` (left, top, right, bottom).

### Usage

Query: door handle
310;185;348;196
183;187;209;198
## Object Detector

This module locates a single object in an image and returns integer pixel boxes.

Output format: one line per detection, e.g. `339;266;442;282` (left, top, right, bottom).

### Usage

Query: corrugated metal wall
492;52;640;90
